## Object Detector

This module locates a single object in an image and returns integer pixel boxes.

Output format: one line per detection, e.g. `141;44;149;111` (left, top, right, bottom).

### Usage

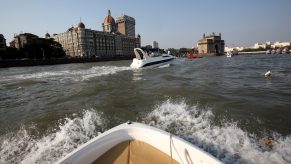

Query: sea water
0;54;291;163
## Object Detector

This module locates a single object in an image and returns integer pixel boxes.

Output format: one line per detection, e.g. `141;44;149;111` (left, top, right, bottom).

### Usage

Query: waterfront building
198;33;225;55
152;41;159;49
0;34;7;58
45;32;51;39
144;45;152;49
271;41;291;48
8;33;65;59
11;33;39;49
102;10;117;33
52;10;141;58
116;14;136;37
225;46;245;52
254;43;268;49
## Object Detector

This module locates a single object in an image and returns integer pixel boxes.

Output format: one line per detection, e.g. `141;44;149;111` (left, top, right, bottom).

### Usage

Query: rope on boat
128;140;131;164
170;133;173;164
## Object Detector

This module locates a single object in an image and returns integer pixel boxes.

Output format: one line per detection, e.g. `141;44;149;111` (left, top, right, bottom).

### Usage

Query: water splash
158;63;171;68
1;101;290;164
0;110;103;164
144;99;291;164
0;66;131;83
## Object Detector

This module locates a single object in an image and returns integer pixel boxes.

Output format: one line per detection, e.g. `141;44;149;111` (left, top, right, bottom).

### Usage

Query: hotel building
52;10;141;58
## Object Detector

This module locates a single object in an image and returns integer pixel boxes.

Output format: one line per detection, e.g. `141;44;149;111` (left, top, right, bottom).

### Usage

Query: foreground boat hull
58;122;221;164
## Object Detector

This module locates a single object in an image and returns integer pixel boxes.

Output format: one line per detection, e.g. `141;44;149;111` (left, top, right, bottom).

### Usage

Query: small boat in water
266;50;271;54
186;53;201;59
57;122;222;164
271;49;276;54
276;48;282;54
226;51;233;58
130;48;175;69
282;48;290;54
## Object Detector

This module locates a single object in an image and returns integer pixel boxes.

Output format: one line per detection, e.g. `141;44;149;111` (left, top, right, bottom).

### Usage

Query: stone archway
215;45;219;54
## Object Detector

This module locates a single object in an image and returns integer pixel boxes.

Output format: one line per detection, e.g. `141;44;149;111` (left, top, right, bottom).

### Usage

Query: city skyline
1;0;291;49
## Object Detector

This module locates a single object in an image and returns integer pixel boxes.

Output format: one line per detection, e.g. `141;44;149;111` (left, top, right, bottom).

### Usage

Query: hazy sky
1;0;291;48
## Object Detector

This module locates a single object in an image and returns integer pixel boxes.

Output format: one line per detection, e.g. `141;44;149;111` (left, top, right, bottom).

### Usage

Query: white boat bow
58;122;222;164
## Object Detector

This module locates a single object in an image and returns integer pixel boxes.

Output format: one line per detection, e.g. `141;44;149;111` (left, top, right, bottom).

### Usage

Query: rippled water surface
0;54;291;163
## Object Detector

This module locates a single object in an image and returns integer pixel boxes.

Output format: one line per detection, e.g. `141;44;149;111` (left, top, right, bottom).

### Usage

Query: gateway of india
51;10;141;58
198;32;225;55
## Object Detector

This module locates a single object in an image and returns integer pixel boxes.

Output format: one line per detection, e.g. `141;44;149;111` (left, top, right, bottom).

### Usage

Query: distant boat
282;48;289;54
266;50;271;54
226;51;233;58
276;48;282;54
186;53;200;59
57;122;222;164
233;49;239;55
130;48;175;69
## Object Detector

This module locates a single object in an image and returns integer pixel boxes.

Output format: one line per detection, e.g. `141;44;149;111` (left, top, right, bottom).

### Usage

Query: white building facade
152;41;159;49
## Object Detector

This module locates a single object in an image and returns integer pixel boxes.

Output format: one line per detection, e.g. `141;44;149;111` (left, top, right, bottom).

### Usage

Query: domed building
45;32;50;39
77;21;85;29
52;10;141;58
102;10;116;33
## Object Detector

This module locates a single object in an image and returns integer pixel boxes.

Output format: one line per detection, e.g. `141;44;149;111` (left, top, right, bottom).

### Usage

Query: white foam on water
144;99;291;164
158;63;171;68
1;101;290;164
0;110;104;164
132;69;144;81
0;66;131;83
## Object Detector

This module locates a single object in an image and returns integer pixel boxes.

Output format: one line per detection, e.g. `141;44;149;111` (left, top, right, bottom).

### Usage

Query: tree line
1;38;66;60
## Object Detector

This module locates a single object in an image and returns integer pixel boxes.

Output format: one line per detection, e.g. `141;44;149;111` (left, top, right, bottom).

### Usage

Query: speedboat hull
131;56;175;69
130;48;175;69
57;122;222;164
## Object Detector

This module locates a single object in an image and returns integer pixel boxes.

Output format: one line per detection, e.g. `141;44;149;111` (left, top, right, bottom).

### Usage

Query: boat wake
0;66;131;83
0;100;290;164
158;63;171;68
0;110;104;164
143;100;291;164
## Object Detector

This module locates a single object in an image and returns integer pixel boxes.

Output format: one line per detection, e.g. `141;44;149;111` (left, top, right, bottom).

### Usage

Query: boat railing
134;48;149;60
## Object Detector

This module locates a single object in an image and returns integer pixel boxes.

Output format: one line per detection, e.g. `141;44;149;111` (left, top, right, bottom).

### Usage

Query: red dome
77;22;85;28
103;10;115;25
103;15;115;25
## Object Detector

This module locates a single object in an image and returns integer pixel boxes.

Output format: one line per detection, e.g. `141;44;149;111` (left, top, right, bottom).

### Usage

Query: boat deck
94;140;179;164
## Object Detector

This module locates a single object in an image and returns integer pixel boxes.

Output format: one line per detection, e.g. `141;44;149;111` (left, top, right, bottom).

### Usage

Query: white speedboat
130;48;175;69
57;122;222;164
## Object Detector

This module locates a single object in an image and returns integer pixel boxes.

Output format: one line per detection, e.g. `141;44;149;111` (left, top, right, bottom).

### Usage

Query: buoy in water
265;70;272;77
